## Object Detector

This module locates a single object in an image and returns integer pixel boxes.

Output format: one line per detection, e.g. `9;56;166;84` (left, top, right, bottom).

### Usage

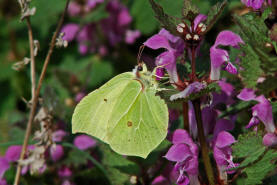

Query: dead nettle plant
13;0;70;184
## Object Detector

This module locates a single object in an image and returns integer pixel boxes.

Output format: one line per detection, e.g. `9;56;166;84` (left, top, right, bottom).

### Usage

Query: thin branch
26;17;36;100
13;1;70;185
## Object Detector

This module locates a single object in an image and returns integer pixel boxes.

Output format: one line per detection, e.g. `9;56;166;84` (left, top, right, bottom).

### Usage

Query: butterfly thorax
132;64;159;91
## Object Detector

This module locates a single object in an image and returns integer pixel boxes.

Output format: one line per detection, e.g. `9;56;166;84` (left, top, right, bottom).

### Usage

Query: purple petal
245;116;260;129
144;35;171;50
78;43;89;55
0;179;7;185
165;144;192;162
67;2;81;17
263;133;277;146
75;92;86;103
237;88;256;101
87;0;104;9
151;175;170;185
155;67;165;81
172;129;191;144
58;166;72;178
156;51;178;83
184;157;199;175
158;28;180;43
218;80;234;96
193;14;207;30
213;147;229;166
52;130;67;142
118;8;132;26
0;157;9;179
170;82;206;101
213;119;235;138
73;135;97;150
60;24;79;42
223;62;238;74
253;96;275;133
214;31;243;48
241;0;264;10
215;131;236;148
125;30;140;44
5;145;22;162
169;109;179;122
50;144;64;162
188;102;198;140
210;47;229;80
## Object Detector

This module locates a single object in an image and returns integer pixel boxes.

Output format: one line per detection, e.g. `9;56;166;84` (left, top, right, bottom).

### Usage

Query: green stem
192;99;215;185
182;102;189;131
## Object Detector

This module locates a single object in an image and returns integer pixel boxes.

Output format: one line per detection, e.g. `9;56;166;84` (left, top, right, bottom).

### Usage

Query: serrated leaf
148;0;179;36
232;132;265;159
205;0;227;33
242;150;277;185
239;44;263;88
185;82;220;101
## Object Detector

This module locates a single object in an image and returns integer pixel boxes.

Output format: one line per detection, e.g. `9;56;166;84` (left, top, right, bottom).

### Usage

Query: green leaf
100;145;140;175
232;132;265;159
242;150;277;185
131;0;159;34
256;75;277;96
147;0;179;36
72;67;169;158
238;44;263;88
205;0;227;33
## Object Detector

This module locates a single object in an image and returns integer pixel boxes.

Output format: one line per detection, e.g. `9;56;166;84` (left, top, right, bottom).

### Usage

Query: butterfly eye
137;65;143;71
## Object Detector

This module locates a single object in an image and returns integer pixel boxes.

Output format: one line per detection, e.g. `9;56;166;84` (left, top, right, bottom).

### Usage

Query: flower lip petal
165;143;192;162
214;31;244;48
170;82;206;101
172;129;191;144
215;131;236;148
144;34;171;50
237;88;256;101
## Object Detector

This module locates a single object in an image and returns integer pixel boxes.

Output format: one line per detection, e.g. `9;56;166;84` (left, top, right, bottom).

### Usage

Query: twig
182;101;189;131
192;99;215;185
13;1;70;185
26;17;36;100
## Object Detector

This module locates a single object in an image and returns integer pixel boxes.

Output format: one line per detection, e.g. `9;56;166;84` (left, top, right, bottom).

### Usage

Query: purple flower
58;166;72;178
87;0;104;9
237;88;276;133
213;119;235;139
212;80;235;107
213;131;238;182
170;82;206;101
125;30;141;44
0;157;9;179
61;24;79;42
52;130;67;142
50;144;64;162
165;129;199;185
73;135;97;150
144;29;185;83
210;31;243;80
75;92;86;103
151;175;170;185
241;0;264;10
5;145;22;162
0;179;7;185
68;2;81;17
263;133;277;146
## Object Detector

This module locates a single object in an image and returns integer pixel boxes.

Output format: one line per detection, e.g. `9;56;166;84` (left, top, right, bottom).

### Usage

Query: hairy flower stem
192;99;215;185
182;102;189;131
13;1;70;185
191;47;197;81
